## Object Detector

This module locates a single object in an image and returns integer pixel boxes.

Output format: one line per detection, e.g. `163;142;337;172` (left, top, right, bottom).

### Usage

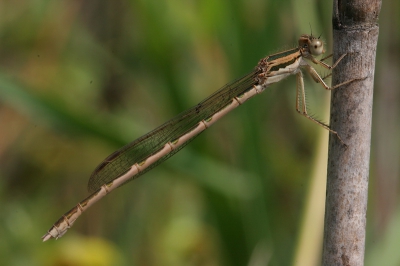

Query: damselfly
42;34;352;241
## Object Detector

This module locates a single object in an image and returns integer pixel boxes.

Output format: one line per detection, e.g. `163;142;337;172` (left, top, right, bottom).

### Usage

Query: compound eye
309;38;324;55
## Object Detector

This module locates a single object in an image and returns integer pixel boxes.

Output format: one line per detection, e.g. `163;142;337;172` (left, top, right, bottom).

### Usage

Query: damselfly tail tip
42;233;53;242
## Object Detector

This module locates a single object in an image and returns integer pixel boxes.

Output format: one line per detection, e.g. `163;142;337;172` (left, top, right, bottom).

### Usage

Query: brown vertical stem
322;0;381;265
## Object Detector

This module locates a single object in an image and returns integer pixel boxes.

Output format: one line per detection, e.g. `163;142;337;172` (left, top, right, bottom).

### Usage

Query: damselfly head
299;34;326;57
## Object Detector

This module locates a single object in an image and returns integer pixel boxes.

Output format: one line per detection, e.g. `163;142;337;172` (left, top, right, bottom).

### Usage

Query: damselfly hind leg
295;66;352;147
298;50;365;146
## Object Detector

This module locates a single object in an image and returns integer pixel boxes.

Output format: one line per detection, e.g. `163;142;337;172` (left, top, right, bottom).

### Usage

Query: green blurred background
0;0;398;265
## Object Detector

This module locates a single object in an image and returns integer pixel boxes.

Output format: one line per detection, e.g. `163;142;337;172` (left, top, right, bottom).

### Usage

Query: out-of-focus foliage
0;0;397;265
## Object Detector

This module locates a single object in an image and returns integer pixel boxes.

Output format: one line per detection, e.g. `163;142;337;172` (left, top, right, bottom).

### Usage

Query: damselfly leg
296;52;357;146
